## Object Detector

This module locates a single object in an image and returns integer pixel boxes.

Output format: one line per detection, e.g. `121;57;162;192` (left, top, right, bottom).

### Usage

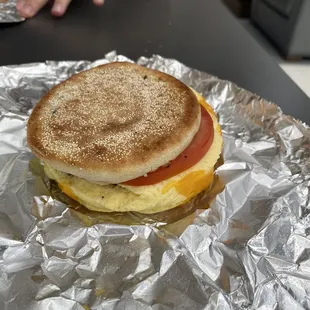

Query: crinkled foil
0;0;24;23
1;51;310;309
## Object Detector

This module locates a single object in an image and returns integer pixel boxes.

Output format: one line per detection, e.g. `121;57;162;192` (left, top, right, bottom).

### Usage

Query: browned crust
27;62;200;180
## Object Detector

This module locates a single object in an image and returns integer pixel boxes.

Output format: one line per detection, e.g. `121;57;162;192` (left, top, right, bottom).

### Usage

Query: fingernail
94;0;104;6
52;3;63;15
24;4;34;14
19;3;33;15
16;1;23;10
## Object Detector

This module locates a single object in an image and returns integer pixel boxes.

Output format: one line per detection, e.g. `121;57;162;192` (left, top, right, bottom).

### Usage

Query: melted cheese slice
44;92;223;214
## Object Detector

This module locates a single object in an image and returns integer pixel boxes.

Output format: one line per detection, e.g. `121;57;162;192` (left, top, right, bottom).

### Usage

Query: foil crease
1;51;310;309
0;0;24;23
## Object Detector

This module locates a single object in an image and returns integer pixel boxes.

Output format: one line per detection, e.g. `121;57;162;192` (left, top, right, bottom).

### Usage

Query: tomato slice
123;106;214;186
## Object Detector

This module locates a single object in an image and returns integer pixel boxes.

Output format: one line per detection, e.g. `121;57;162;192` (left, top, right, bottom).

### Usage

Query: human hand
16;0;104;18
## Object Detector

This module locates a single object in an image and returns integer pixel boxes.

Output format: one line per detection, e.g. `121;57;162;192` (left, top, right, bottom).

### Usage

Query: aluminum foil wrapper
0;0;24;23
1;51;310;309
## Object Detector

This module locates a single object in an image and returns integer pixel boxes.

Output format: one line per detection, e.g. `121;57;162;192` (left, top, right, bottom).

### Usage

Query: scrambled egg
44;93;223;214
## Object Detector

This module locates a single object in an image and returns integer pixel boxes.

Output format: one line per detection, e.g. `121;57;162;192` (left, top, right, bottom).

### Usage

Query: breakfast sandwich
27;62;223;214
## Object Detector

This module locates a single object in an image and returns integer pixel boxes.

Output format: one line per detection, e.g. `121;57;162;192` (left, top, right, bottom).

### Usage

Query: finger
93;0;104;7
16;0;48;18
51;0;72;17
